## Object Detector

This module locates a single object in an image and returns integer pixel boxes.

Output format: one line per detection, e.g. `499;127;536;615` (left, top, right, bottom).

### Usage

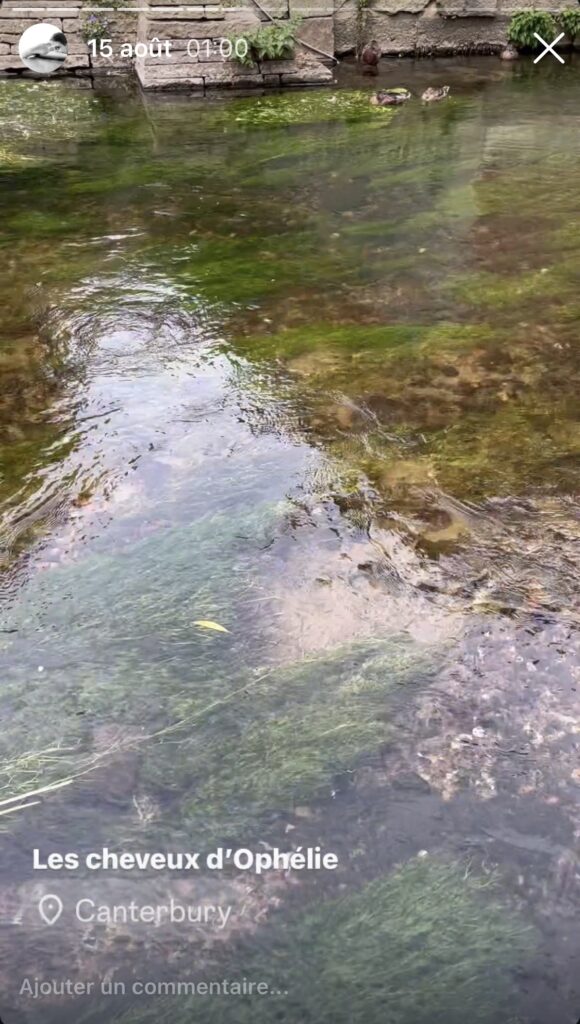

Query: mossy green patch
235;323;429;364
215;90;396;129
448;267;569;311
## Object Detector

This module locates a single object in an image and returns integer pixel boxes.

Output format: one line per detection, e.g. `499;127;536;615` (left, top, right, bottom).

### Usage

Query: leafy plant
507;10;557;50
81;11;112;43
231;17;301;66
557;6;580;42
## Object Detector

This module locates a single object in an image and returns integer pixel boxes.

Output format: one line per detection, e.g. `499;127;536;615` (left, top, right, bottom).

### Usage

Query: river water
0;57;579;1024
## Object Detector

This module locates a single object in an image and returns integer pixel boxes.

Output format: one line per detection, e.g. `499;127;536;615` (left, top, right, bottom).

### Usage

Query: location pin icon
38;893;64;926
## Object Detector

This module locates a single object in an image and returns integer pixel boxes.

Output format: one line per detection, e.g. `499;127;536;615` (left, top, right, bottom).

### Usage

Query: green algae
235;323;430;363
0;80;104;166
116;858;533;1024
232;314;580;500
447;267;571;311
219;90;397;129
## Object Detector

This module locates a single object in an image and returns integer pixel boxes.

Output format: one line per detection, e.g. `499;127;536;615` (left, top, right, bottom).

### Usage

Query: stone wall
336;0;571;56
135;2;333;90
0;0;334;88
0;0;136;75
0;0;574;88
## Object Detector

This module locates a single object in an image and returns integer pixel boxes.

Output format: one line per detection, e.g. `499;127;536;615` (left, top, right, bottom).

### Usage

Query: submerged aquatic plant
0;503;434;841
115;858;534;1024
164;637;430;840
226;90;388;128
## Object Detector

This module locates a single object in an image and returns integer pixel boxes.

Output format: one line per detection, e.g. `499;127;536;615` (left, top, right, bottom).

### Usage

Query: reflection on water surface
0;58;579;1024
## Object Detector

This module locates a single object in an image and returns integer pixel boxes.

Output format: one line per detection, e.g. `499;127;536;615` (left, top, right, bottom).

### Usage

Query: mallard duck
370;88;411;107
421;86;450;102
360;40;381;74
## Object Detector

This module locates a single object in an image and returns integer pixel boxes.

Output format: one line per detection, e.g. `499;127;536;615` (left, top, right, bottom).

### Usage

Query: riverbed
0;57;579;1024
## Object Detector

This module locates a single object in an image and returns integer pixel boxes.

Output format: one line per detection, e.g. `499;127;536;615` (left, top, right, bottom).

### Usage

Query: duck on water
370;87;450;107
370;88;412;107
360;40;381;74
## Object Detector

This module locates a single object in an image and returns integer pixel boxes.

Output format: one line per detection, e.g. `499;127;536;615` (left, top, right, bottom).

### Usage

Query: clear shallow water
0;59;579;1024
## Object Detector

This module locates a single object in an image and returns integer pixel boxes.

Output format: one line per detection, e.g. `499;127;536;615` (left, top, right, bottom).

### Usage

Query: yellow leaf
193;620;230;634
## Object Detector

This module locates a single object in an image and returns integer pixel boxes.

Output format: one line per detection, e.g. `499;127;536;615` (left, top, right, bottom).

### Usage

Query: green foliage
117;859;534;1024
231;17;300;66
81;11;112;42
507;10;557;50
557;6;580;40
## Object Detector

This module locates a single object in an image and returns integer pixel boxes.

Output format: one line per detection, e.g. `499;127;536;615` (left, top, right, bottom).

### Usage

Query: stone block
140;45;197;63
205;72;264;86
257;0;290;17
201;58;260;79
223;8;261;23
62;34;87;48
375;0;430;13
296;15;334;56
0;17;62;31
416;10;507;49
290;0;334;15
93;51;132;65
2;0;75;6
0;43;9;53
0;54;22;69
498;0;562;10
259;52;320;70
147;6;221;20
138;63;205;87
0;4;63;15
437;0;498;15
263;71;282;84
142;14;256;38
334;2;357;53
198;43;232;59
281;62;333;81
368;12;418;52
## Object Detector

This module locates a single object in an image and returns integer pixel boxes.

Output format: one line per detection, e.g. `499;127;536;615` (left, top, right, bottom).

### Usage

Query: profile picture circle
18;23;68;75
